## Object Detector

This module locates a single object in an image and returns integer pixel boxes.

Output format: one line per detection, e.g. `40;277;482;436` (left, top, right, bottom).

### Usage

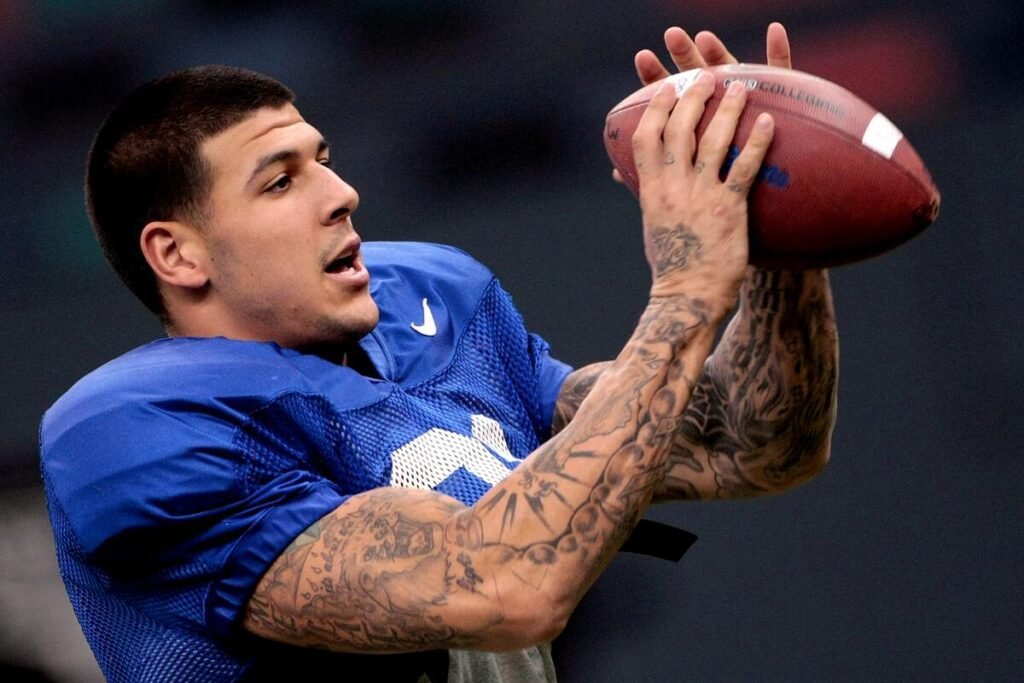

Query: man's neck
165;319;381;378
304;341;381;379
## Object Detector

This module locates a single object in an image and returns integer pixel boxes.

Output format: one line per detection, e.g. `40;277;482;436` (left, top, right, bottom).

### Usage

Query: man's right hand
632;70;775;313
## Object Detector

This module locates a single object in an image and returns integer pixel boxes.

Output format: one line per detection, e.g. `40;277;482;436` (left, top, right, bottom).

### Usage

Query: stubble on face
179;105;379;351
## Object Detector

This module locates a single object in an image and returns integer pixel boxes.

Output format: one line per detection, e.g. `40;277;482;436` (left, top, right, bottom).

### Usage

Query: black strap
619;518;697;562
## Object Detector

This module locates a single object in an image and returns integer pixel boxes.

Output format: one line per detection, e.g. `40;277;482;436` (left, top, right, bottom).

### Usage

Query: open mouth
325;253;357;274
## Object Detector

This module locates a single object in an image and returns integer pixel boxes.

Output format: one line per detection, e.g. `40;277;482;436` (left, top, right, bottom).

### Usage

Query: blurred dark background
1;1;1021;680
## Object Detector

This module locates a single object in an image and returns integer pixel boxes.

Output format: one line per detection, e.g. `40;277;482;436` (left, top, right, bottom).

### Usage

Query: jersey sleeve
41;376;350;639
482;276;572;441
526;331;573;438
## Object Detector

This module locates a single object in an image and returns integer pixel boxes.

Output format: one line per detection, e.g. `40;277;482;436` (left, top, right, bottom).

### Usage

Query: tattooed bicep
241;488;491;653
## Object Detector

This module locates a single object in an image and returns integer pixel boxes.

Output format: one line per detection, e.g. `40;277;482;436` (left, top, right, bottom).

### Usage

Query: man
40;23;837;682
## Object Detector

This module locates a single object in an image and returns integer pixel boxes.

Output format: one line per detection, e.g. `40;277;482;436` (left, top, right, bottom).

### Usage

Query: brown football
604;64;941;269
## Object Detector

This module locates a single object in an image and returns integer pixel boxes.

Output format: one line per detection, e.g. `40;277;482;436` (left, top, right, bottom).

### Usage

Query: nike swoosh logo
410;298;437;337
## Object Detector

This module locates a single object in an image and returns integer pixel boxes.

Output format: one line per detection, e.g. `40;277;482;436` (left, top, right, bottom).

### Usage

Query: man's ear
140;221;210;290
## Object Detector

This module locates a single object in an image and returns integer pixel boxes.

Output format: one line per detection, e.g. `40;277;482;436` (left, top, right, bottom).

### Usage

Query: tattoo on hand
648;224;704;278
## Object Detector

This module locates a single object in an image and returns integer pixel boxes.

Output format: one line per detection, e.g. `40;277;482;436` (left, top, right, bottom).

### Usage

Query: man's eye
266;175;291;193
319;158;333;169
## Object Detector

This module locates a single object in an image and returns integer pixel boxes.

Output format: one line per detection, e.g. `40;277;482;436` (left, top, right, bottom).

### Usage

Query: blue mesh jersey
39;241;572;682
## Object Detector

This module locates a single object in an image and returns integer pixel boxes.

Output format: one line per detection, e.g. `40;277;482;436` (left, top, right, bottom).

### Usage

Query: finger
662;70;715;172
664;27;707;72
723;113;775;197
694;31;738;66
694;80;748;178
766;22;793;69
632;81;677;184
635;49;672;86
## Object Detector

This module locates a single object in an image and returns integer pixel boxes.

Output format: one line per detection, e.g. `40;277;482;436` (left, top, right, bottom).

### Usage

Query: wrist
649;278;740;325
645;290;732;330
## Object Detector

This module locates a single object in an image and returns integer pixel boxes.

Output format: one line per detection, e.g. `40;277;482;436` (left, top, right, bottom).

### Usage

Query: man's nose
321;168;359;226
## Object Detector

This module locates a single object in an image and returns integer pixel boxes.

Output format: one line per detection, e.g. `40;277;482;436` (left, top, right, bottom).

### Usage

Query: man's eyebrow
248;138;330;186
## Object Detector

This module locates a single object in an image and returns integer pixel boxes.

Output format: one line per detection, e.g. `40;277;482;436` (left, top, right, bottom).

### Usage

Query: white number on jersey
390;414;521;490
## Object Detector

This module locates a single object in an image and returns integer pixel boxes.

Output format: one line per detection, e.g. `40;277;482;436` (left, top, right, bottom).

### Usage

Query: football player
40;23;837;682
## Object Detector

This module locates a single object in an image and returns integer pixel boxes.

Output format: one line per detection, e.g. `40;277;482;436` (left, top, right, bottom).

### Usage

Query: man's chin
347;298;380;339
299;304;380;353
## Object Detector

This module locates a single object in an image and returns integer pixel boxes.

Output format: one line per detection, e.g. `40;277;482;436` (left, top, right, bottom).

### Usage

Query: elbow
803;439;832;483
538;595;573;643
760;393;838;495
495;589;573;650
515;615;568;650
525;594;574;647
800;412;837;484
523;597;572;647
762;437;833;495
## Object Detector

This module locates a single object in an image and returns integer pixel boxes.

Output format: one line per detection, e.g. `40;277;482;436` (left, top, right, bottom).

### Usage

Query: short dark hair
86;65;295;318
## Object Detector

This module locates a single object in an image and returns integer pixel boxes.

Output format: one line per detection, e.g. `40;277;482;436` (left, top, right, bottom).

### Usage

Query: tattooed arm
242;71;776;653
552;24;838;501
243;296;720;653
551;267;839;501
659;268;837;499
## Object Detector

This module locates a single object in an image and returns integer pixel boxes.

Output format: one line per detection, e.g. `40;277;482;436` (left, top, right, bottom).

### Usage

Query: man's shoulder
40;338;374;450
51;336;307;397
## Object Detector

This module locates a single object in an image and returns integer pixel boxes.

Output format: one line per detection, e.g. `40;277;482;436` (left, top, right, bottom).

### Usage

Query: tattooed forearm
245;294;724;653
472;294;716;618
660;269;839;499
552;269;839;501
